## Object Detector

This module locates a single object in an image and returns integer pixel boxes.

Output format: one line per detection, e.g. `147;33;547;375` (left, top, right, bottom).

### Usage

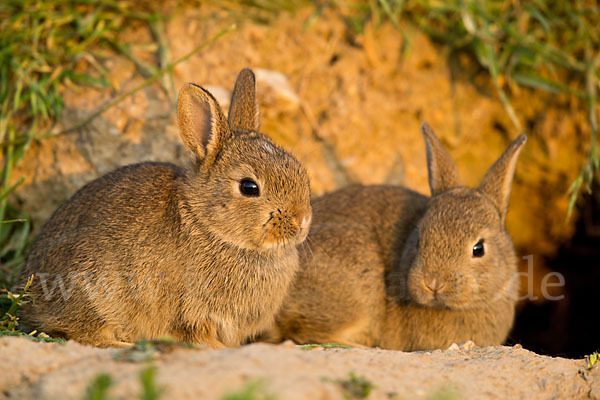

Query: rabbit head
177;69;311;251
401;123;526;310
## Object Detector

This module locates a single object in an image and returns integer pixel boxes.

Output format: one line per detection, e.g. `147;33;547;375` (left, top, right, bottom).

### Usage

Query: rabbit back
273;185;428;347
20;162;188;345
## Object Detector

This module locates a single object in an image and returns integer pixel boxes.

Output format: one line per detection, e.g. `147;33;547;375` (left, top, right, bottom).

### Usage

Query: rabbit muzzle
408;264;468;309
260;208;312;249
295;212;312;242
414;273;449;307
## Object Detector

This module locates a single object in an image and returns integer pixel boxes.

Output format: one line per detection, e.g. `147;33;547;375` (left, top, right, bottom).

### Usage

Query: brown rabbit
268;123;526;350
18;69;312;348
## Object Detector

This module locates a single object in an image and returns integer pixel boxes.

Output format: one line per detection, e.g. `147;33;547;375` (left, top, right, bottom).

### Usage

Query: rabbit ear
421;123;461;196
177;83;232;164
228;68;260;133
478;134;527;221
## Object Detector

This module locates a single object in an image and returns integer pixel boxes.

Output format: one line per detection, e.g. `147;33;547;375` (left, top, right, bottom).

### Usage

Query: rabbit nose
294;213;311;230
424;277;445;293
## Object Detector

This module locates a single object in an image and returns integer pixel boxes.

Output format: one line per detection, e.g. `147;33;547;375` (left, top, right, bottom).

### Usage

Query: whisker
300;238;315;261
263;212;274;228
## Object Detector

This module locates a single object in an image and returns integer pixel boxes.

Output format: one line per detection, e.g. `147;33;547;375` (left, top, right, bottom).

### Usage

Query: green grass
139;366;165;400
221;380;276;400
0;329;67;343
113;337;199;362
0;272;65;341
426;387;462;400
0;272;32;330
586;351;599;370
82;365;163;400
84;373;113;400
334;371;374;400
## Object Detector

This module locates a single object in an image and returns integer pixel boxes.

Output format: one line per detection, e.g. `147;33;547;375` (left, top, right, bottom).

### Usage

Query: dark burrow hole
507;179;600;358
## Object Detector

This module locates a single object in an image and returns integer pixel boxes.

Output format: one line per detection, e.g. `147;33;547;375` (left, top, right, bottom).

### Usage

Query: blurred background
0;0;598;358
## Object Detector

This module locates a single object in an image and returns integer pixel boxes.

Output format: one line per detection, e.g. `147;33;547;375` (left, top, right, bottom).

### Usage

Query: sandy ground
0;336;597;400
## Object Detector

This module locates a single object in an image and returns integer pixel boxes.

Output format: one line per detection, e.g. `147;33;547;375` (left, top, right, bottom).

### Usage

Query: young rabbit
267;123;526;350
18;69;312;348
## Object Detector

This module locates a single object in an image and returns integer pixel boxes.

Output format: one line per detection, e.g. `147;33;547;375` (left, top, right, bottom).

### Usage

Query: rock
0;336;597;399
254;68;300;112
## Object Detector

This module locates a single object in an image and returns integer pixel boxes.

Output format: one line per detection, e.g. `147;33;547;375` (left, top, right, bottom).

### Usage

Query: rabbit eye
472;239;485;257
239;179;260;197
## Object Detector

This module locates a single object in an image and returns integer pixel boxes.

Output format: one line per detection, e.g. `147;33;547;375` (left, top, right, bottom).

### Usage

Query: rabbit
265;123;526;351
17;68;312;348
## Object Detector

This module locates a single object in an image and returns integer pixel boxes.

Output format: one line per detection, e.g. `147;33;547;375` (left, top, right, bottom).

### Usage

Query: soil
1;336;598;400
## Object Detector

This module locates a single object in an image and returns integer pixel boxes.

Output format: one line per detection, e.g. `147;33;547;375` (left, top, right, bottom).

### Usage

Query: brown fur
18;69;312;348
268;123;526;350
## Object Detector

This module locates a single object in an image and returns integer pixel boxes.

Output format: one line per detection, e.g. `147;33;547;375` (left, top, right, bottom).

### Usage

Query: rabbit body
19;69;312;347
270;124;526;351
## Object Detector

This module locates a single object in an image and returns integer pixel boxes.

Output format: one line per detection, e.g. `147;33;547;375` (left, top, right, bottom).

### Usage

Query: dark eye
472;239;485;257
239;179;260;197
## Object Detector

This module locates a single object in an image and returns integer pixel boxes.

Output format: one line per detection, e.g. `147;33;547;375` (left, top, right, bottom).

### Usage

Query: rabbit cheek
441;272;482;309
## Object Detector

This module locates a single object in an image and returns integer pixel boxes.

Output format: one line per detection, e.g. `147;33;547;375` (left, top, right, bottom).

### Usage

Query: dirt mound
0;336;597;399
